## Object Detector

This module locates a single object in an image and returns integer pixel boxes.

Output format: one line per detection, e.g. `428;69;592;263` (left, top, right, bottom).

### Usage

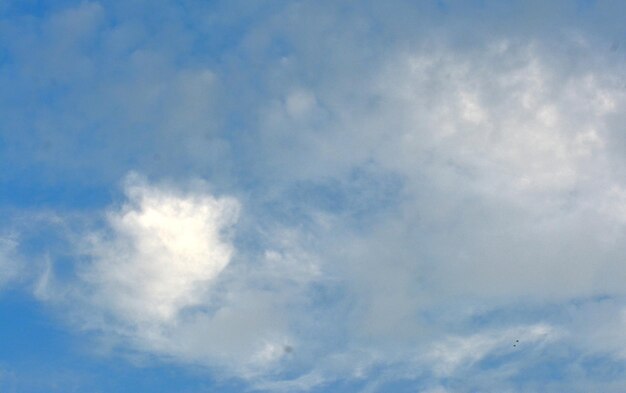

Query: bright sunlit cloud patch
78;173;239;326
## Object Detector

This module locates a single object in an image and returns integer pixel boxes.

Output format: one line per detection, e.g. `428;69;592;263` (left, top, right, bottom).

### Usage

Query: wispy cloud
0;235;22;289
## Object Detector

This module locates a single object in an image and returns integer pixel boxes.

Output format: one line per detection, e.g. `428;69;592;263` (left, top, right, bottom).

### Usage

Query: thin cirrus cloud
2;1;626;392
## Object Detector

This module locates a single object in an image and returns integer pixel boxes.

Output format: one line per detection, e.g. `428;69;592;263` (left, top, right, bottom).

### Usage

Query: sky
1;0;626;392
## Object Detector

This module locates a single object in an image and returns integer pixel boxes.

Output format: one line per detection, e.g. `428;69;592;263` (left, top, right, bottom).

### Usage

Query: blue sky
1;1;626;392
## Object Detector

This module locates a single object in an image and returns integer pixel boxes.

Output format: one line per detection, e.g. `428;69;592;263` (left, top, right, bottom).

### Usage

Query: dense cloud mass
77;175;238;325
2;1;626;392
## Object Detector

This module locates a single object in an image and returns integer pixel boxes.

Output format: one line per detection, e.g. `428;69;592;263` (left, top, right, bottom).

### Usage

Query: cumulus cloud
44;174;322;380
358;40;626;301
77;173;239;326
28;33;626;393
229;35;626;389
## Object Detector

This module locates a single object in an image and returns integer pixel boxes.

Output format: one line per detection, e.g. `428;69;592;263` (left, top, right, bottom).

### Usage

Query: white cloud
5;1;626;390
226;35;626;388
351;40;626;302
77;174;238;326
426;324;559;377
50;174;320;381
374;42;618;196
47;37;624;389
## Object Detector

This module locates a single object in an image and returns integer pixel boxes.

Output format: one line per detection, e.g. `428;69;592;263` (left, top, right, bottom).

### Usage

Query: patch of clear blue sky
0;291;418;392
0;292;250;393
